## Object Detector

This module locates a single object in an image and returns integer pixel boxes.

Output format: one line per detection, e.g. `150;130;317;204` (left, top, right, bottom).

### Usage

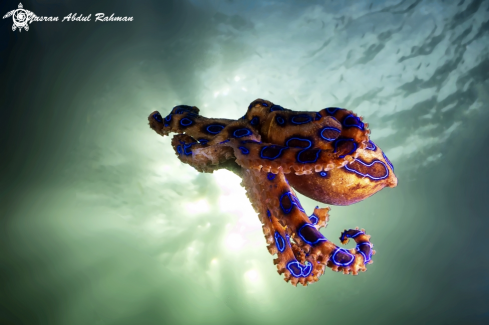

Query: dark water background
1;0;489;324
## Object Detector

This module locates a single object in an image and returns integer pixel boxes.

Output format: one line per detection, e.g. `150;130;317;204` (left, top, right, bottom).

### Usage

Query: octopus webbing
148;99;398;286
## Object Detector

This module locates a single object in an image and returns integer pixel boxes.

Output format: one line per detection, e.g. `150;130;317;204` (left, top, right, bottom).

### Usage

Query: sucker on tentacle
148;98;397;285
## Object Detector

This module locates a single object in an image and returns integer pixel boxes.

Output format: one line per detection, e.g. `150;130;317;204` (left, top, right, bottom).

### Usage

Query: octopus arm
241;168;374;286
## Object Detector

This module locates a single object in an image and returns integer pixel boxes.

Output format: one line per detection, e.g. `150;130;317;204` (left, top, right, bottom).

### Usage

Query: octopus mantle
148;98;397;286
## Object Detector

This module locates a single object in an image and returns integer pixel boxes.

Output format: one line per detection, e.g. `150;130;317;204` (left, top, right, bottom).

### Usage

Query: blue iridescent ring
233;128;252;138
290;114;312;125
152;113;163;123
180;117;193;126
205;124;225;134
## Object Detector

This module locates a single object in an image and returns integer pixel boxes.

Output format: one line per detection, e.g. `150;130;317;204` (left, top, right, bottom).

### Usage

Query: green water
1;0;488;324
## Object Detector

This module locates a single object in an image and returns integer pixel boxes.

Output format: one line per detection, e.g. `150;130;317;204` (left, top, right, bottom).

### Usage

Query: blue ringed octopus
148;98;398;286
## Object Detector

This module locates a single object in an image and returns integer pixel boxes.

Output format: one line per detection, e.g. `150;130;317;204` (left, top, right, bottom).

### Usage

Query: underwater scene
1;0;488;324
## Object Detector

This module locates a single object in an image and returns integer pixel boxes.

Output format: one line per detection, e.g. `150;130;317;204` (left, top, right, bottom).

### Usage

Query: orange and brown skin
148;99;398;286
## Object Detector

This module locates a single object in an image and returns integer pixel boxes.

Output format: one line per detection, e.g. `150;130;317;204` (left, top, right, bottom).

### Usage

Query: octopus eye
152;113;163;123
261;102;269;107
232;128;252;138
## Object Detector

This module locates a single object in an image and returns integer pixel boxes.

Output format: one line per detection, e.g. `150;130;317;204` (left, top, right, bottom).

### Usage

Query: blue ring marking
238;146;250;155
309;214;319;225
383;151;394;171
198;138;208;145
319;171;328;177
180;117;193;126
270;105;284;112
250;116;259;126
339;229;365;243
296;149;321;164
174;107;194;115
356;242;373;263
286;261;313;278
285;137;312;149
325;107;340;115
261;102;269;107
297;223;327;245
274;232;286;252
292;195;305;212
152;113;163;123
302;261;312;277
260;145;287;160
279;192;293;214
164;114;172;127
331;248;355;267
219;139;230;144
240;115;246;120
342;114;365;130
344;159;389;180
206;124;225;134
319;127;341;141
267;209;271;220
183;144;193;156
333;138;358;158
267;172;276;181
315;112;322;120
275;115;286;126
279;191;305;214
233;128;252;138
285;234;291;247
290;114;313;125
248;104;253;109
366;140;377;151
176;145;183;155
286;261;302;277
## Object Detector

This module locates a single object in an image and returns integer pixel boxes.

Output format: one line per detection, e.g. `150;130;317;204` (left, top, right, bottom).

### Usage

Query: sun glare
184;199;210;214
